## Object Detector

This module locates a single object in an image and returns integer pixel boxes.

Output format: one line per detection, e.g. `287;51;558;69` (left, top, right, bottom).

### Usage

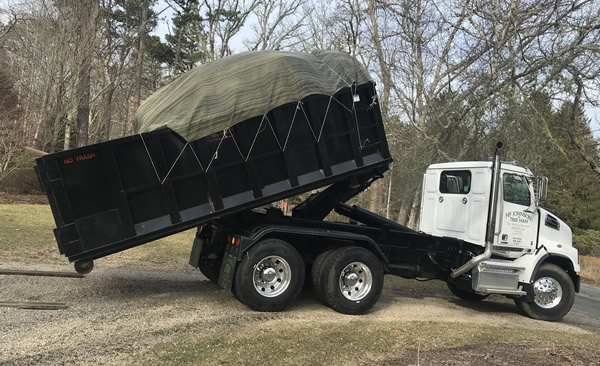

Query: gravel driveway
0;261;595;365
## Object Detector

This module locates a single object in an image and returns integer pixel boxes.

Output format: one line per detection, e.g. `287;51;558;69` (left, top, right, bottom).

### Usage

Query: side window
440;170;471;194
503;173;531;206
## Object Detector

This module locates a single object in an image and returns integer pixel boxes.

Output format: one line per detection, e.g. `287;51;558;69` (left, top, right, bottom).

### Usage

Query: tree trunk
566;79;600;179
366;0;391;121
396;199;409;226
98;0;114;143
134;0;150;111
76;69;91;147
99;88;114;142
407;188;421;230
75;0;97;148
385;166;393;219
64;119;72;150
367;182;380;215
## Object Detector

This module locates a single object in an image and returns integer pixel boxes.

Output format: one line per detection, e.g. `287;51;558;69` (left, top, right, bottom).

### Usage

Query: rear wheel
446;281;489;302
311;249;335;304
514;263;575;321
233;239;304;312
321;247;384;315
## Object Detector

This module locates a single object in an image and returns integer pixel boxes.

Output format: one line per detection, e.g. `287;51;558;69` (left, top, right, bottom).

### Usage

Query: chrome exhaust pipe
451;141;503;279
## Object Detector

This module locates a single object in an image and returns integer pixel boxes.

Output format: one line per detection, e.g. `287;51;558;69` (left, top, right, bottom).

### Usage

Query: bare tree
244;0;309;51
356;0;600;223
566;77;600;178
199;0;259;61
0;55;24;180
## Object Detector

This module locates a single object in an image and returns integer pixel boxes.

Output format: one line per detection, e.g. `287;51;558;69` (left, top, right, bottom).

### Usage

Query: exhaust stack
451;141;503;279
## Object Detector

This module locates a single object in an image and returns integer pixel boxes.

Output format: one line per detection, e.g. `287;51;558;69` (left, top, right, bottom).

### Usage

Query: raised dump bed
35;50;392;263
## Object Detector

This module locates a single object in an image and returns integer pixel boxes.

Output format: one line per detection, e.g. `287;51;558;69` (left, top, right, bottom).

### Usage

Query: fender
242;224;390;267
541;253;581;293
510;246;549;285
528;252;549;283
517;251;580;297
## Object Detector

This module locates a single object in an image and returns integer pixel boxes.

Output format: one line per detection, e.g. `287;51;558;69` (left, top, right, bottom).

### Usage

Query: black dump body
35;83;392;262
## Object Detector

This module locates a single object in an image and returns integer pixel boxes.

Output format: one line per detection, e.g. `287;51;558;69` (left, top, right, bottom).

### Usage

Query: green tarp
134;50;372;142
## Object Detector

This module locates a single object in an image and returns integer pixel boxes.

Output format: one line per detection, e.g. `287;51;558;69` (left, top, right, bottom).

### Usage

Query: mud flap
218;252;237;291
188;236;204;268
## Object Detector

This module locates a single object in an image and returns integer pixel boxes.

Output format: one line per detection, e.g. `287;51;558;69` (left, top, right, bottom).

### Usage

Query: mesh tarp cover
134;50;372;142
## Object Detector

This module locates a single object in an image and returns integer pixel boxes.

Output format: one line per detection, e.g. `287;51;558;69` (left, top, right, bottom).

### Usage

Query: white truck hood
538;207;572;248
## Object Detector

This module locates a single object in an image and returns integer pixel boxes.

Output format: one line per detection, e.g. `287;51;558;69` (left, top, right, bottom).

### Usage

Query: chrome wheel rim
253;256;291;298
339;261;372;301
533;277;563;309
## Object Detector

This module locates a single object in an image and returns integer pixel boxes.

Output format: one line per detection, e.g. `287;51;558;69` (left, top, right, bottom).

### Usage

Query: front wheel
514;263;575;321
233;239;304;312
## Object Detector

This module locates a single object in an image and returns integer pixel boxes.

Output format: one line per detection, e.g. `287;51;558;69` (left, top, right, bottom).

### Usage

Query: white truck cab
419;149;580;321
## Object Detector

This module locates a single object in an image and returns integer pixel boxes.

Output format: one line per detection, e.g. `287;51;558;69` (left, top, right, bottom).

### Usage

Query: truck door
420;168;489;244
436;170;472;234
496;173;538;256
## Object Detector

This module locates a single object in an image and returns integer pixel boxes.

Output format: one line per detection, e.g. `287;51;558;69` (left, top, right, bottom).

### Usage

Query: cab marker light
557;244;562;248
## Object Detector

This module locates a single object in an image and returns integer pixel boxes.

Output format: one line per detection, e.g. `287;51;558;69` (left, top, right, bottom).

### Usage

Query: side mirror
535;176;548;204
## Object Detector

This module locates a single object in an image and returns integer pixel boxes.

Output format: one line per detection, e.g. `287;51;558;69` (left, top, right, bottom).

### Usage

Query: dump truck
35;50;580;321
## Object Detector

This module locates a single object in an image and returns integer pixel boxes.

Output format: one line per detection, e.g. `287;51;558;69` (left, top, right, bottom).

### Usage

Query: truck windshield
503;173;530;206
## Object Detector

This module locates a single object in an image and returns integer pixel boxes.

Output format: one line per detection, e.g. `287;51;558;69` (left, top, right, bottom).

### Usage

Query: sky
588;107;600;137
150;1;174;42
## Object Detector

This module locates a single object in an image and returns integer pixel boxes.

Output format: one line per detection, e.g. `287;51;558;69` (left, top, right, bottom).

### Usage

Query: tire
233;239;304;312
514;263;575;321
311;249;336;305
321;246;384;315
446;281;489;302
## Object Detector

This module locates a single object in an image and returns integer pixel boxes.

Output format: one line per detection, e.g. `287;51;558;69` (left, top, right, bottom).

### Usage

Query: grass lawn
0;204;195;267
580;256;600;286
139;320;600;366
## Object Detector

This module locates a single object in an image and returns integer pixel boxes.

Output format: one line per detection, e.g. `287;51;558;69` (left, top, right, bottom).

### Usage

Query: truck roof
427;161;531;175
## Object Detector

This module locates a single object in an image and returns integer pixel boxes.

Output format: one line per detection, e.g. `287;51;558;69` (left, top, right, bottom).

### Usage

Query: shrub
573;229;600;256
